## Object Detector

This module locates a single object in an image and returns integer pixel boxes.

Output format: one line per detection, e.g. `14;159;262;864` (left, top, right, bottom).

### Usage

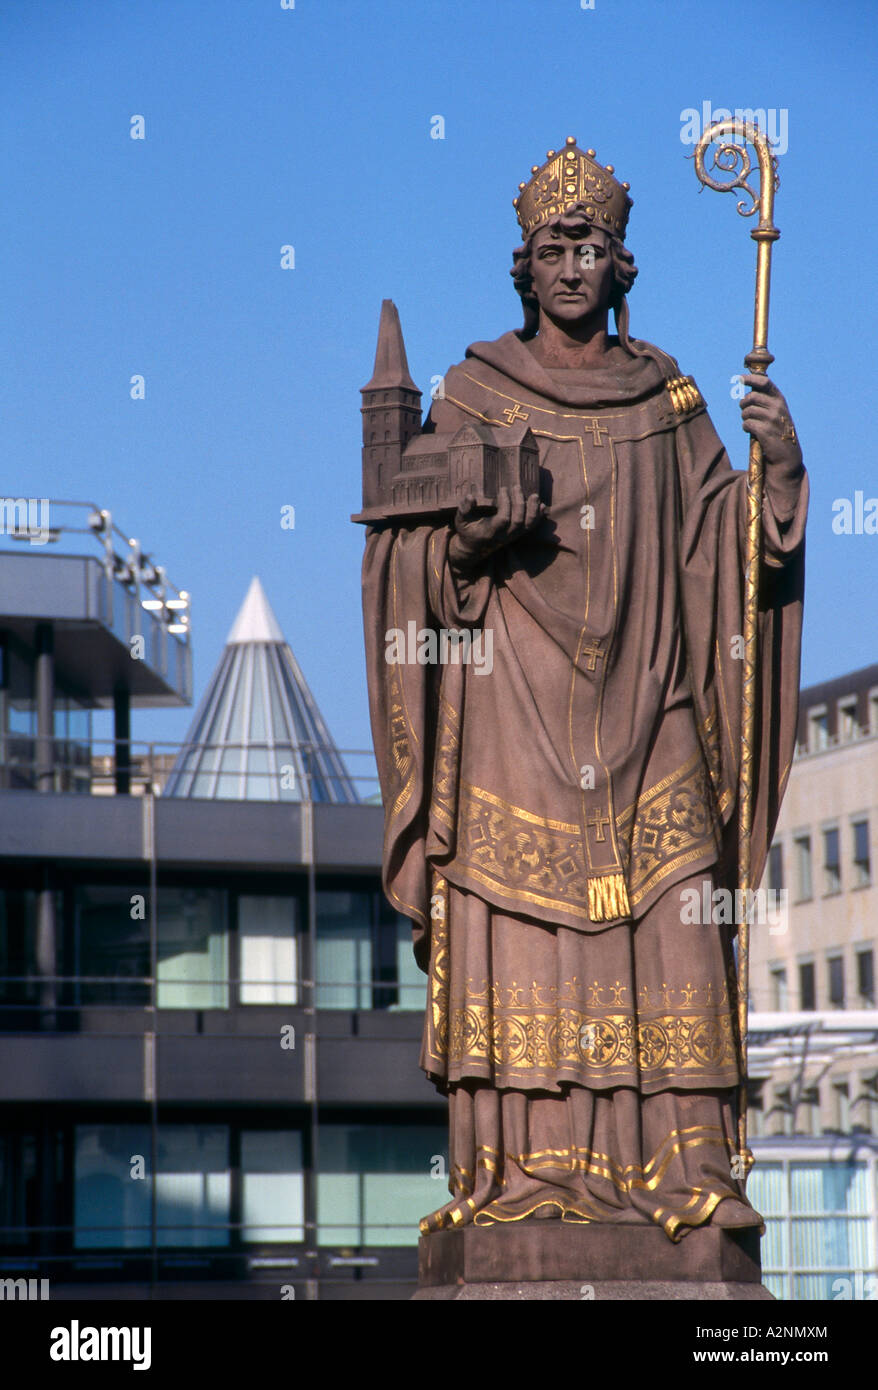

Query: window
748;1160;873;1301
73;1125;305;1252
157;888;228;1009
315;889;424;1010
52;691;92;793
822;827;841;894
808;707;829;751
852;819;871;888
0;635;36;788
0;1132;38;1247
153;1126;230;1247
0;889;39;1007
832;1083;850;1132
241;1131;304;1242
316;891;373;1008
827;954;845;1008
799;1087;821;1137
772;1085;794;1136
74;1124;230;1249
768;842;784;892
838;697;858;741
790;1162;868;1285
799;961;816;1011
770;966;788;1011
794;835;813;902
870;689;878;735
394;912;427;1011
75;884;228;1008
238;895;298;1004
852;1073;878;1135
75;883;151;1006
317;1123;448;1247
856;948;874;1004
747;1079;765;1137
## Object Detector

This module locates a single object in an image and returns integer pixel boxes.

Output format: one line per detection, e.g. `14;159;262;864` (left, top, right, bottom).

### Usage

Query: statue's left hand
739;374;803;477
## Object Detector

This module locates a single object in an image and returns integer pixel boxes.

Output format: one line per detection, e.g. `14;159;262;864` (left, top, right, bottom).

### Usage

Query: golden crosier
694;119;781;1181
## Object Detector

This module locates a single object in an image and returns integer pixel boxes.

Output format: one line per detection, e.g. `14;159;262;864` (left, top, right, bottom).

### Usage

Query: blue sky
1;0;875;759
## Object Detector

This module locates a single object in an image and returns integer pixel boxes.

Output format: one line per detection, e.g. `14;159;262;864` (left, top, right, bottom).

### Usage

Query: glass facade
71;1121;451;1252
750;1156;877;1301
75;884;229;1009
75;1124;229;1249
316;891;373;1009
0;634;91;791
315;889;424;1010
69;881;425;1012
73;1123;305;1250
0;889;39;1008
395;913;427;1011
0;1131;38;1247
74;1124;155;1250
238;895;298;1004
317;1123;447;1247
241;1130;304;1243
75;883;151;1006
156;888;228;1009
0;634;35;788
162;639;357;804
152;1126;230;1248
52;692;92;793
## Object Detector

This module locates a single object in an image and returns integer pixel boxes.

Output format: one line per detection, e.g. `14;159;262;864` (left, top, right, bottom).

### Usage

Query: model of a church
352;300;539;523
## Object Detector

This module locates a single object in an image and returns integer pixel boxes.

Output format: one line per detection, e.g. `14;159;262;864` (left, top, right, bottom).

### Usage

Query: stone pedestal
412;1222;775;1300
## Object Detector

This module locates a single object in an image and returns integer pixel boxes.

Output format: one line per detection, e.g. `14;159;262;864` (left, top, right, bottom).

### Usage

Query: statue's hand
739;374;803;478
449;485;543;569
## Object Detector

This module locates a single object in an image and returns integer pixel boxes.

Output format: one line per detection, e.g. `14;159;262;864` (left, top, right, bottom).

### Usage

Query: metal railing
0;497;191;639
0;735;380;800
0;972;427;1018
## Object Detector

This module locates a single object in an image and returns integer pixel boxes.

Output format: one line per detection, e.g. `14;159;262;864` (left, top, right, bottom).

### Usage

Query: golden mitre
513;135;632;241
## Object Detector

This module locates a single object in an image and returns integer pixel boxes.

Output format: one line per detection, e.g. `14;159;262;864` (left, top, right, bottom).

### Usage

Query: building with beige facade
750;662;878;1139
743;664;878;1297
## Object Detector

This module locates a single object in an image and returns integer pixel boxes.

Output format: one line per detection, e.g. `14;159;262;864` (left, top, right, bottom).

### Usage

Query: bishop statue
358;137;806;1240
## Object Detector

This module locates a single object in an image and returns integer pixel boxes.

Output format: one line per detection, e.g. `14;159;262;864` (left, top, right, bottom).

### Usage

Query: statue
358;136;806;1242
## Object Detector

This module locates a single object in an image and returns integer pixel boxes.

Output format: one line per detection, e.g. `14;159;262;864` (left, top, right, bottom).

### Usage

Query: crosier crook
693;119;781;1181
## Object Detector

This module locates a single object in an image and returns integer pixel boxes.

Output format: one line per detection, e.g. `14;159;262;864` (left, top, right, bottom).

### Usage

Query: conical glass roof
163;577;358;802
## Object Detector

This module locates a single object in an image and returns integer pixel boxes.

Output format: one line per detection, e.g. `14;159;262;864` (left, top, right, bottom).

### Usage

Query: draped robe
361;330;807;1239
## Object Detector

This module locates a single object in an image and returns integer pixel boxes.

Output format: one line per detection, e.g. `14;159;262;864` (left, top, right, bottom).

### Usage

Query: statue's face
529;223;614;325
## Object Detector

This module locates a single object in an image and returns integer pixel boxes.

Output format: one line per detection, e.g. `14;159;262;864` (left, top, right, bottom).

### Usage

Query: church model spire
354;300;538;523
360;299;422;510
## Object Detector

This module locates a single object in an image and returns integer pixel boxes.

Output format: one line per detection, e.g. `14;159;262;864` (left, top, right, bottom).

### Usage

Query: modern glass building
749;1138;878;1301
0;518;445;1299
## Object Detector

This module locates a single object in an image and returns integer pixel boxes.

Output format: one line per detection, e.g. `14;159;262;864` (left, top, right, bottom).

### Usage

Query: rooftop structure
163;577;358;803
0;498;191;795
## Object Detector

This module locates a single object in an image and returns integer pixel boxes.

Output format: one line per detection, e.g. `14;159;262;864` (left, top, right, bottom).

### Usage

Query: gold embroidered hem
421;872;740;1094
418;1084;763;1244
437;757;720;932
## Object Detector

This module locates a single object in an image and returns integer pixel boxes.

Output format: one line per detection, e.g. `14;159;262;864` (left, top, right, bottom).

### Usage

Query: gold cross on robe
585;417;610;446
